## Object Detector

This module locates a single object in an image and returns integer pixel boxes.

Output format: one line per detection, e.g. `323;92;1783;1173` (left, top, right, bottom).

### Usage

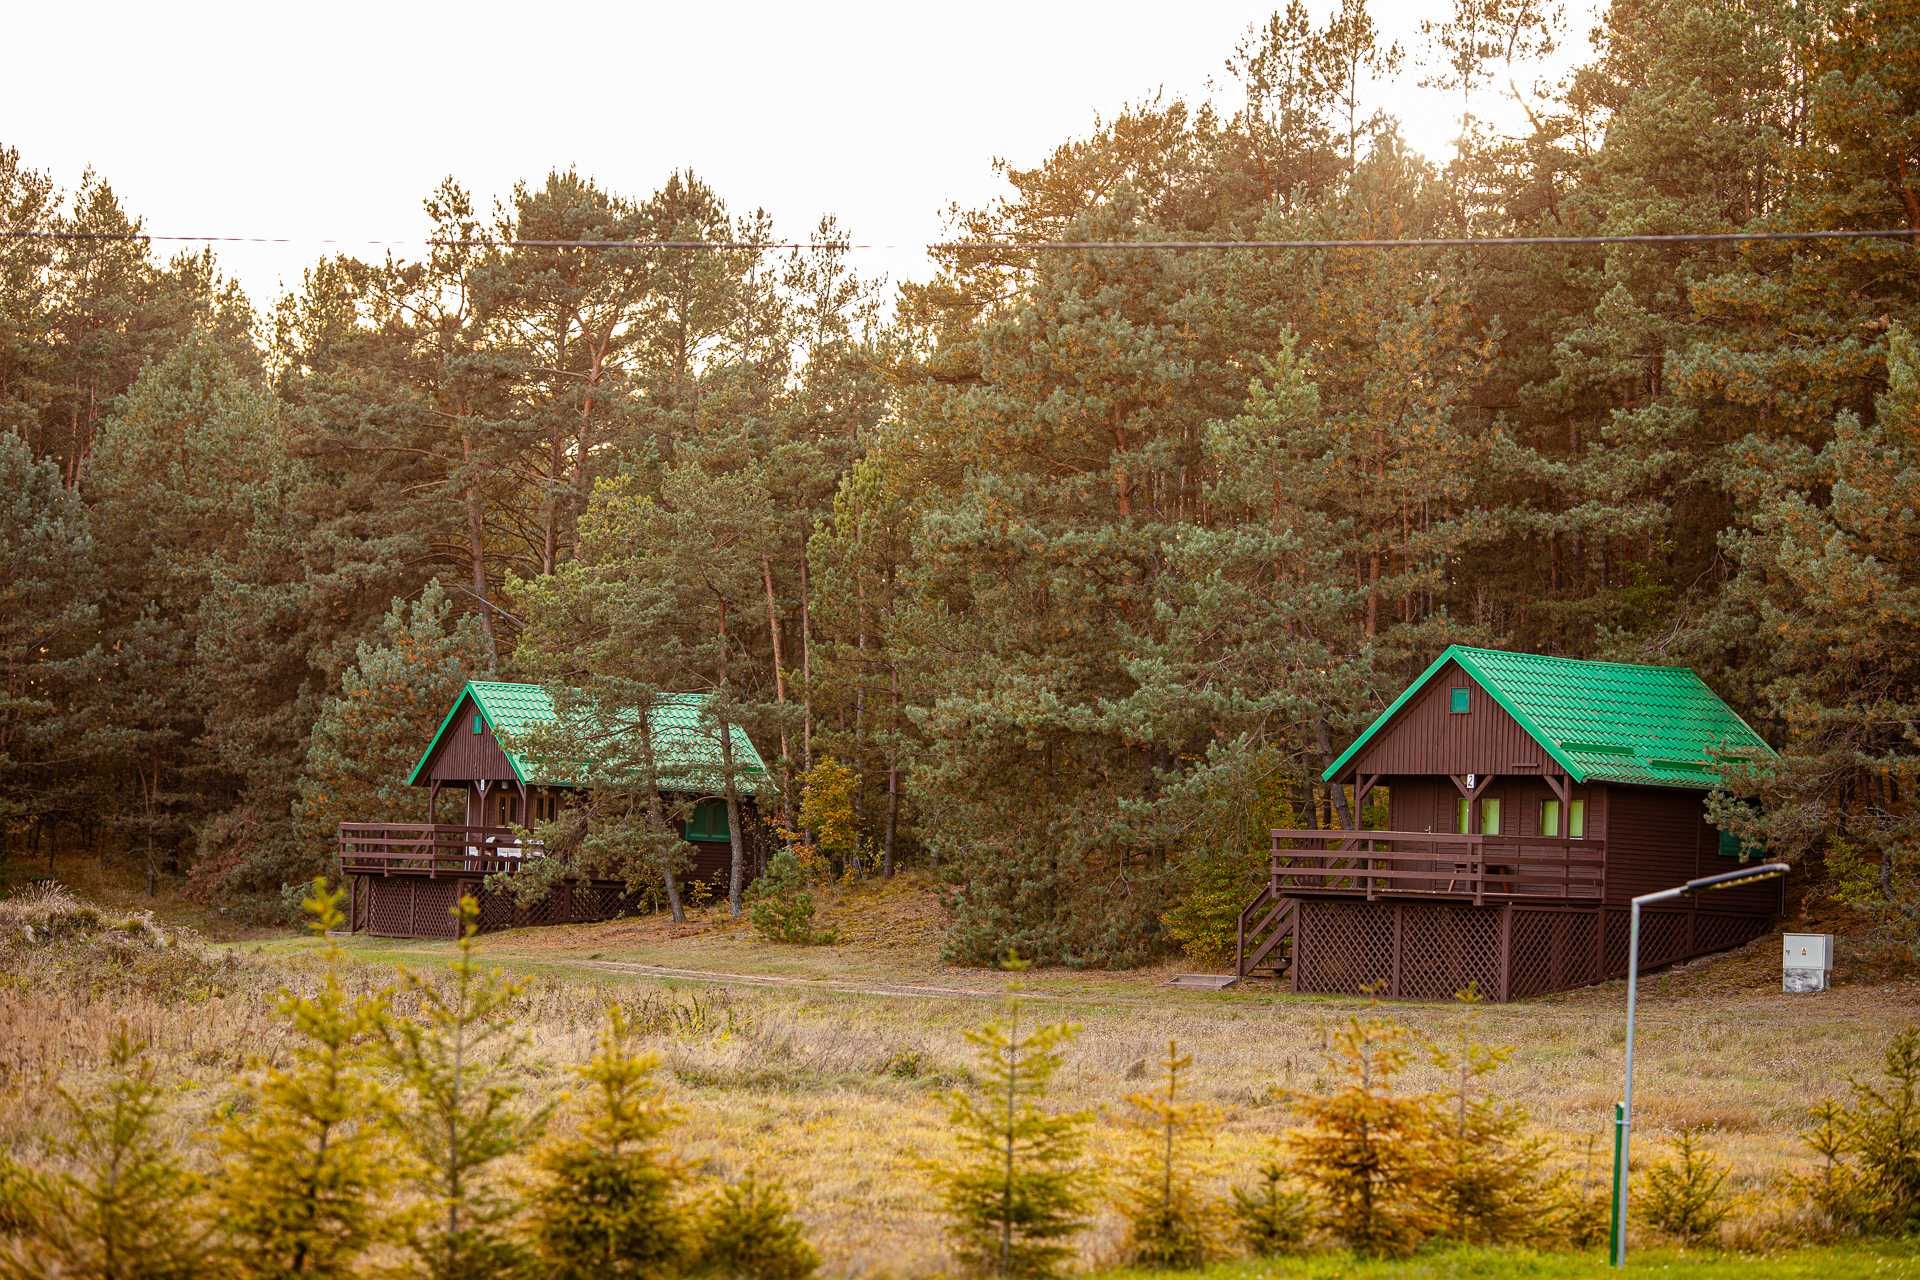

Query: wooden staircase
1235;883;1297;983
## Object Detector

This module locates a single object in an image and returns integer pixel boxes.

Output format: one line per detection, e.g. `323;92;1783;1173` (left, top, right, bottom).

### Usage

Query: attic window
1448;687;1471;714
471;713;483;735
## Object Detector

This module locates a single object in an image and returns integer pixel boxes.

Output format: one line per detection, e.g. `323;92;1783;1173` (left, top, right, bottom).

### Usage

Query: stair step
1168;973;1240;990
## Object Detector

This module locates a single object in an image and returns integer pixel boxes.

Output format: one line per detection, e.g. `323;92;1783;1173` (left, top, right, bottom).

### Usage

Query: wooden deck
338;822;546;878
1264;828;1605;905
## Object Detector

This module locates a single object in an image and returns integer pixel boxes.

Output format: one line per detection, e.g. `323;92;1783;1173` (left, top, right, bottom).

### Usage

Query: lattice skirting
357;876;644;938
1292;898;1773;1001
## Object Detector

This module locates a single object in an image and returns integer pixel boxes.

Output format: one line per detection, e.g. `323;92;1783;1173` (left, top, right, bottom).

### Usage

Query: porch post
1497;904;1513;1001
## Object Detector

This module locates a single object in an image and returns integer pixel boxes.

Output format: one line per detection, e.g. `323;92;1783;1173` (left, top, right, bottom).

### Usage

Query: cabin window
530;790;559;824
489;789;515;828
1479;797;1502;835
685;798;731;843
1569;798;1586;839
1455;796;1471;834
471;713;484;735
1717;829;1763;860
1449;686;1471;714
1540;798;1561;837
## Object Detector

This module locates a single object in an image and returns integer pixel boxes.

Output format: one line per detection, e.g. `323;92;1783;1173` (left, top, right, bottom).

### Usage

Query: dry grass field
3;869;1919;1277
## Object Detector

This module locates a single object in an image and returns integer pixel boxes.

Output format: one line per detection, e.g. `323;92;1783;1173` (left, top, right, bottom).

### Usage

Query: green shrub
746;850;834;945
1637;1127;1731;1243
1229;1160;1313;1257
692;1171;820;1280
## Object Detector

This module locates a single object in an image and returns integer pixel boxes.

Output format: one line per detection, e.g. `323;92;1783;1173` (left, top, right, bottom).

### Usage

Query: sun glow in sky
4;0;1597;311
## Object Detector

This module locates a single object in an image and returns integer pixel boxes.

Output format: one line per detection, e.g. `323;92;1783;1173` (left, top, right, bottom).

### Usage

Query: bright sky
3;0;1599;312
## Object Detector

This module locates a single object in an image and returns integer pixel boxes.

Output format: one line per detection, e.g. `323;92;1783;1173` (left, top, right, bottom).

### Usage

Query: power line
0;227;1917;252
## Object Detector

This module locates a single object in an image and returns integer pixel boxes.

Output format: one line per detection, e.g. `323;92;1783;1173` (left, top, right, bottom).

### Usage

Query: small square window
471;713;484;735
1449;687;1471;714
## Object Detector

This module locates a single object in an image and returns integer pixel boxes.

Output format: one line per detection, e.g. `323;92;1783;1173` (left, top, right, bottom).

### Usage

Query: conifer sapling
528;1003;693;1278
383;894;552;1280
932;955;1094;1278
213;878;394;1278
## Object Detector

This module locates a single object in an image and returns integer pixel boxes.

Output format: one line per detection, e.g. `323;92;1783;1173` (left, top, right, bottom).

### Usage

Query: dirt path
562;955;1075;1002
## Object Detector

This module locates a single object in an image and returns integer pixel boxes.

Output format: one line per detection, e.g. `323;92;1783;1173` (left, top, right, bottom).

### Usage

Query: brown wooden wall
1606;784;1779;913
1385;775;1609;841
423;693;520;784
1350;660;1554;779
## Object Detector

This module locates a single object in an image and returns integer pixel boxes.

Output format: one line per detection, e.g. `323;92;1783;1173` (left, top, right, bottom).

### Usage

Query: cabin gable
1349;660;1553;779
418;692;521;785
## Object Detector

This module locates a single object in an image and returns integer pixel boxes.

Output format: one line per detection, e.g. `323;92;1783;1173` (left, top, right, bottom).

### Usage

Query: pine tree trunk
762;555;792;824
799;555;813;771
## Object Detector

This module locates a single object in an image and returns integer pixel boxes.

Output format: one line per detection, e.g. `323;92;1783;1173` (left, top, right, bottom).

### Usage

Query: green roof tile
1322;645;1776;789
407;682;769;795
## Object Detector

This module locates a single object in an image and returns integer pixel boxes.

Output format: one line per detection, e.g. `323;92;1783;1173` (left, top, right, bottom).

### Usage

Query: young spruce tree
1426;998;1553;1245
933;959;1094;1278
1113;1040;1226;1269
384;895;552;1280
213;879;394;1278
0;1029;208;1280
1285;1012;1440;1257
527;1004;692;1278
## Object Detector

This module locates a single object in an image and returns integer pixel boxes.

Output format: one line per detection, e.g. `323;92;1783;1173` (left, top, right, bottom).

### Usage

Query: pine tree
1228;1160;1314;1258
1426;1014;1553;1245
1284;1013;1440;1257
1635;1128;1731;1244
0;1029;209;1280
1796;1024;1920;1234
1714;323;1920;949
212;879;394;1278
527;1004;693;1279
0;431;99;861
296;584;491;849
932;970;1094;1278
1112;1041;1226;1269
692;1171;821;1280
383;895;552;1279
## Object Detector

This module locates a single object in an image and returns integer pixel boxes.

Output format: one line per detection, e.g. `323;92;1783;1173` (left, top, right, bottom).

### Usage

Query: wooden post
1497;904;1513;1002
1390;904;1404;998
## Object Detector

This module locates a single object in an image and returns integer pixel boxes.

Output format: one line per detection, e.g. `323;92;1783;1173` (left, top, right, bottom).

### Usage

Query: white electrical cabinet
1783;933;1833;993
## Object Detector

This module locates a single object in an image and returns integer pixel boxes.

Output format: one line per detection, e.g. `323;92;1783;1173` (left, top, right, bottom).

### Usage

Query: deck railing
338;823;547;878
1268;828;1605;905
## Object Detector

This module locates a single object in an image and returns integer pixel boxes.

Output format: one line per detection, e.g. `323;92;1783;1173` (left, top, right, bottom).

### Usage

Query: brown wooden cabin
338;681;770;939
1236;646;1781;999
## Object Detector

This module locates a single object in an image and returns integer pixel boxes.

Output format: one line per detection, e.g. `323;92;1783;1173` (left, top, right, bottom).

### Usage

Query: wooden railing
1268;829;1605;905
338;823;547;878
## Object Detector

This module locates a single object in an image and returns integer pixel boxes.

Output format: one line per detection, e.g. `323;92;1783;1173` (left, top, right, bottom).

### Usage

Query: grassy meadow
3;866;1918;1277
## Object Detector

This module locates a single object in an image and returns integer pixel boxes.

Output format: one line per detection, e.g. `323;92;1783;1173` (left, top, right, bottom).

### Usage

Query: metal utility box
1783;932;1834;993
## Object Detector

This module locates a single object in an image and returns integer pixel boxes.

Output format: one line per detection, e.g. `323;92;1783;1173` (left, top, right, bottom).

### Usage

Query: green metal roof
407;681;769;795
1321;645;1776;789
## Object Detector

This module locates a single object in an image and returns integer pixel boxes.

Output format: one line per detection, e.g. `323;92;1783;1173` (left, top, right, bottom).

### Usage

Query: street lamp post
1610;861;1789;1268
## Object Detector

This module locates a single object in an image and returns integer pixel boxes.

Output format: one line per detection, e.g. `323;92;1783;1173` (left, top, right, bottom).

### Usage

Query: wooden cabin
338;681;770;939
1236;646;1780;999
